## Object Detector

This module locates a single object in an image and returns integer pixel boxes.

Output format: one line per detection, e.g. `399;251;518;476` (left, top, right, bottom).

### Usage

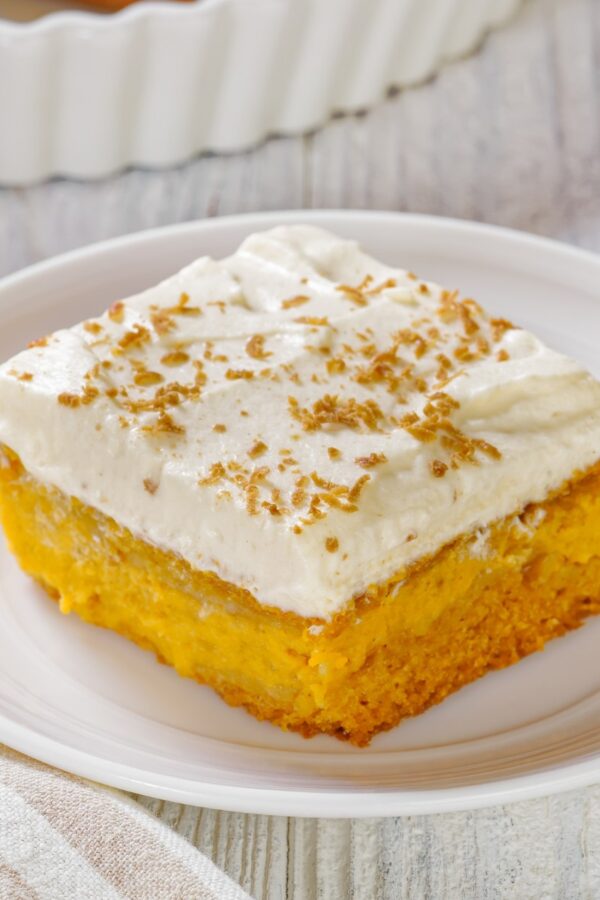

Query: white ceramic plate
2;211;600;818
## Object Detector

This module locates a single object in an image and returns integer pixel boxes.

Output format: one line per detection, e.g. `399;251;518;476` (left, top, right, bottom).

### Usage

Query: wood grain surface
1;0;600;896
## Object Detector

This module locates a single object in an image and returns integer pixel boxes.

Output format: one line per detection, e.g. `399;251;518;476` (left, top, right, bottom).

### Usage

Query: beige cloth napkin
0;745;252;900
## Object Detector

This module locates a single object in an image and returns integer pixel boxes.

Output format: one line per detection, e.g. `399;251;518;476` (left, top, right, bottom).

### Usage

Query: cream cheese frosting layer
1;225;600;620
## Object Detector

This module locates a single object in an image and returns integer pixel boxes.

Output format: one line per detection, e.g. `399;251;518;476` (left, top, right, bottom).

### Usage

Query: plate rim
2;208;600;818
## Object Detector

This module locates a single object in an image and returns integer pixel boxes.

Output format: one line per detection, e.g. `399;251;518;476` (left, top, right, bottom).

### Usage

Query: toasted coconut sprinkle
108;301;125;323
289;394;383;432
355;452;388;469
58;392;81;408
325;536;339;552
336;284;368;306
326;357;346;375
117;324;151;352
57;385;99;407
199;462;226;486
245;335;272;360
134;371;164;387
328;447;342;460
143;478;158;495
348;474;371;502
150;310;175;334
294;316;329;327
291;488;307;507
431;459;448;478
160;350;190;367
213;423;227;433
83;321;103;335
490;317;515;341
27;336;49;348
226;369;254;380
248;440;268;459
142;411;185;436
281;295;310;309
166;292;202;317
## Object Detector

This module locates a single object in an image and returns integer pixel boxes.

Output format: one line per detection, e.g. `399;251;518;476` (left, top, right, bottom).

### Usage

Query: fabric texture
0;745;252;900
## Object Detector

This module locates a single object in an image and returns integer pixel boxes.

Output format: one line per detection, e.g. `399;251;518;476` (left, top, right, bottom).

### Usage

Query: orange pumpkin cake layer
2;449;600;745
1;226;600;744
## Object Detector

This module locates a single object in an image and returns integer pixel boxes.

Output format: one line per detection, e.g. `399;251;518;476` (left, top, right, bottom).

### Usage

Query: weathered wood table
2;0;600;895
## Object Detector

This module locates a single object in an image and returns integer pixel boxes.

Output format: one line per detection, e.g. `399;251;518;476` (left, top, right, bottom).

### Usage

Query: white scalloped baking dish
0;0;522;185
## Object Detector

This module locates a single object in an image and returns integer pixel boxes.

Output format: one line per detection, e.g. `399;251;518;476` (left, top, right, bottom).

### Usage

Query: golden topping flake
355;452;388;469
142;411;185;436
294;316;329;327
281;295;310;309
490;317;515;341
150;310;175;334
58;392;81;408
245;335;272;360
325;536;339;553
83;321;103;335
160;350;190;367
117;324;151;352
326;357;346;375
430;459;448;478
134;371;164;387
248;440;268;459
226;369;254;380
199;462;226;486
289;394;383;432
348;474;370;502
108;301;125;323
168;292;202;317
